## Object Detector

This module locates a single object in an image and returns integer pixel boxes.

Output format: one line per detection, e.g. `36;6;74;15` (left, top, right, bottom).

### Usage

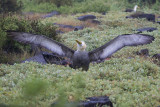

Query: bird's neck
77;48;85;51
133;6;137;12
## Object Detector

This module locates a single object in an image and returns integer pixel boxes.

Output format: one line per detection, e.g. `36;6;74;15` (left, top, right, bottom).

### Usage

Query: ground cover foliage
18;0;160;13
0;58;160;106
19;0;110;13
0;0;160;107
1;0;160;13
0;15;57;64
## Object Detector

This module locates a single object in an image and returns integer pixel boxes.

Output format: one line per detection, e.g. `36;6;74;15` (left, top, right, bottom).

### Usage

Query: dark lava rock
54;23;84;31
157;21;160;24
51;96;113;107
43;11;60;18
152;54;160;65
102;12;106;15
74;26;84;31
126;13;155;22
152;54;160;61
56;30;64;34
74;28;79;31
91;19;101;24
78;96;113;107
77;15;96;21
136;49;149;57
136;27;157;33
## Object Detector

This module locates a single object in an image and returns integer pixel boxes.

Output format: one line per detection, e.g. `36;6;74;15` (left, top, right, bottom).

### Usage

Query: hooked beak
76;40;82;45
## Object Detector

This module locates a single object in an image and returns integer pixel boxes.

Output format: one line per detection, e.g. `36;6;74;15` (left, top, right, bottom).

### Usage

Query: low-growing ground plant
20;0;110;13
0;57;160;106
0;0;160;106
0;0;23;13
19;0;160;13
0;14;57;64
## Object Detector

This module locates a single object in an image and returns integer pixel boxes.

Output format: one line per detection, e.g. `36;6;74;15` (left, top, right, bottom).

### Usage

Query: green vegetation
0;58;160;106
0;0;22;13
21;0;110;13
1;0;160;13
0;15;57;63
19;0;160;13
0;0;160;106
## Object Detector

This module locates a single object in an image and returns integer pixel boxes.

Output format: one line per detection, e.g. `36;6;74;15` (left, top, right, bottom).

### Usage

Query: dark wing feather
7;32;74;58
89;34;154;62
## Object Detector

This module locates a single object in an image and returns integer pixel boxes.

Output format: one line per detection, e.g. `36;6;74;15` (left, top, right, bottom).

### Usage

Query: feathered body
73;51;90;71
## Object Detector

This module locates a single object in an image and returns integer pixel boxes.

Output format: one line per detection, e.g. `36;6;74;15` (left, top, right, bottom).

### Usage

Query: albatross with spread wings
7;32;154;71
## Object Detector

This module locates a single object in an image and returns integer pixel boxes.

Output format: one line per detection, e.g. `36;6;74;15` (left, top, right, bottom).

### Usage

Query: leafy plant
0;14;57;63
20;0;110;13
0;0;23;13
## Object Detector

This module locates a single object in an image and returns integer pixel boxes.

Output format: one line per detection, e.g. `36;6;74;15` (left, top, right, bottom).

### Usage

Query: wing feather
7;32;74;58
89;34;154;62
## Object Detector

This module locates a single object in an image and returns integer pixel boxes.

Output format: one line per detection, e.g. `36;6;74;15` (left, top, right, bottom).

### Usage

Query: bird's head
134;5;139;12
76;40;86;51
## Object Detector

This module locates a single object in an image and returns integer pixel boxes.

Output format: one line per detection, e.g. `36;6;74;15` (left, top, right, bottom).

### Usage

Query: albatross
125;5;139;12
7;32;154;71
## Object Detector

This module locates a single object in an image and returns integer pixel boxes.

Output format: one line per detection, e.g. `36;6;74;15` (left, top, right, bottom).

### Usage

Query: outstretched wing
89;34;154;62
7;32;74;58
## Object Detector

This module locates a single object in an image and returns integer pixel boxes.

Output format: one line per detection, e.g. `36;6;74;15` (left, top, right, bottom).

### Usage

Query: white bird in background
125;5;139;12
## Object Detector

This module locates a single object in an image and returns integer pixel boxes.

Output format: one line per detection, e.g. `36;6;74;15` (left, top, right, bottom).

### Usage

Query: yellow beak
75;40;82;44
